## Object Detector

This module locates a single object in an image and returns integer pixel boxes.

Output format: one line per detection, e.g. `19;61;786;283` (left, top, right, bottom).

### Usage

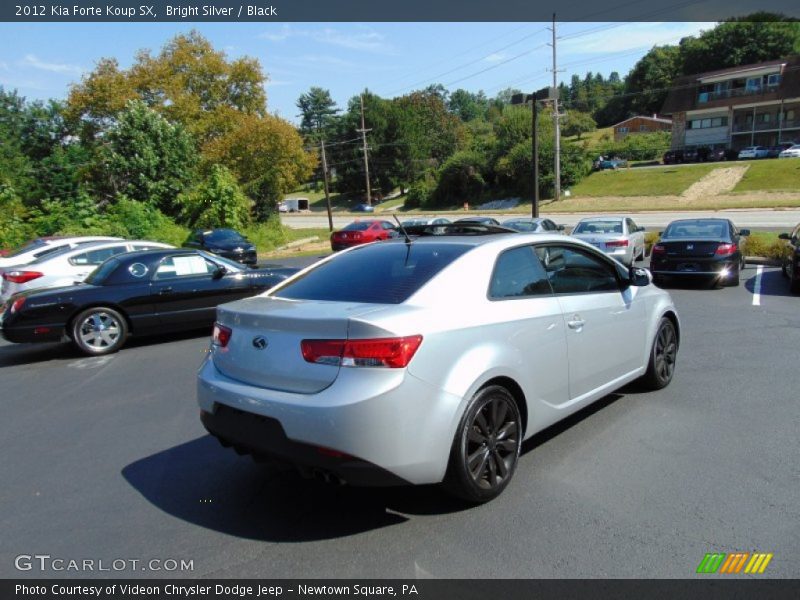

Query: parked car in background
330;220;397;251
0;236;123;270
767;143;794;158
595;158;628;170
778;224;800;294
650;218;749;287
198;232;679;502
454;216;501;226
400;217;451;227
502;218;565;233
737;146;770;159
277;202;289;213
0;240;172;303
682;148;700;163
352;203;375;213
0;249;297;356
663;150;684;164
778;144;800;158
183;229;257;266
570;216;646;266
697;147;727;162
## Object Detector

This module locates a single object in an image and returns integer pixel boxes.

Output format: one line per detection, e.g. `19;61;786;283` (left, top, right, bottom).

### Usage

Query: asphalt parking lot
1;259;799;579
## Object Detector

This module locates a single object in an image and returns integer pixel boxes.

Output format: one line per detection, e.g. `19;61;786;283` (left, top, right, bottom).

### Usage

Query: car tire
443;385;522;503
791;278;800;295
639;318;678;391
71;307;129;356
780;261;788;278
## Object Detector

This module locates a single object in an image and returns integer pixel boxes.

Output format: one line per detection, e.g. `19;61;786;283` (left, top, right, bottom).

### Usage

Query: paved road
1;262;799;578
282;209;800;231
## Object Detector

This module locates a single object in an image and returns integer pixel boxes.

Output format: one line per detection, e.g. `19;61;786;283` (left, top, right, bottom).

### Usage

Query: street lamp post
511;91;546;219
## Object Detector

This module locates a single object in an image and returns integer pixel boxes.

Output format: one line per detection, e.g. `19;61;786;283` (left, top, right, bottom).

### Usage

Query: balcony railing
732;119;800;134
698;85;778;104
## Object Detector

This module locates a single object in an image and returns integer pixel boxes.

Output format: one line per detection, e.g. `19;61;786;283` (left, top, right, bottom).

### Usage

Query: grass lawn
731;159;800;193
562;126;614;149
569;163;719;197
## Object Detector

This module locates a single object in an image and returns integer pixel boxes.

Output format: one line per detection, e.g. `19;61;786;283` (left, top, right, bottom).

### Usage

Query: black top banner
3;579;800;600
1;0;800;22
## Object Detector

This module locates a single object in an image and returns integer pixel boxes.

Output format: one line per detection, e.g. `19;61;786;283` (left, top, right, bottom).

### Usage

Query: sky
0;21;716;123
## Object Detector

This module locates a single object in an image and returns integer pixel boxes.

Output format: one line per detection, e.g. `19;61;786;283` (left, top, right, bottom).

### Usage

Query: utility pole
320;139;334;232
357;94;372;205
550;13;562;202
531;98;539;218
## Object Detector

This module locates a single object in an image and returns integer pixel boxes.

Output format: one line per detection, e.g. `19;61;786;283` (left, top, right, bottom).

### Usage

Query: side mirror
212;266;228;279
638;226;647;232
557;224;566;231
629;266;651;287
739;229;750;236
778;233;790;240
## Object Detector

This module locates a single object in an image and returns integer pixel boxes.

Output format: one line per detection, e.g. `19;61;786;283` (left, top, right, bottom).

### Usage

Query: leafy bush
744;233;791;260
0;185;32;249
405;175;437;209
432;150;487;205
179;164;252;230
595;132;671;162
243;216;291;253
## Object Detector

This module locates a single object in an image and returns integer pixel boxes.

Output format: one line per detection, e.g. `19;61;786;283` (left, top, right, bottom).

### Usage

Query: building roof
612;115;673;128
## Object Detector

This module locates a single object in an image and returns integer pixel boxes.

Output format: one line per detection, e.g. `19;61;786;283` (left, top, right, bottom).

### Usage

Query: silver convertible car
197;231;680;502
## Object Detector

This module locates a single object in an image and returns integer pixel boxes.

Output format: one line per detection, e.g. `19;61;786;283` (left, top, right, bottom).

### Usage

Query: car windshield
273;242;473;304
573;220;623;234
662;220;727;239
342;222;372;231
505;221;538;231
204;229;244;242
5;239;48;258
85;257;122;285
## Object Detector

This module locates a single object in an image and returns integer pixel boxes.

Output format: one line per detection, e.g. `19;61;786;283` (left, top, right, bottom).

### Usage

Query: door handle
158;287;173;295
567;315;585;330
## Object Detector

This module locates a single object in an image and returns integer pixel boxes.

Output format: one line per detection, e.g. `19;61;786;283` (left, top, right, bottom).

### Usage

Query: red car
330;220;397;251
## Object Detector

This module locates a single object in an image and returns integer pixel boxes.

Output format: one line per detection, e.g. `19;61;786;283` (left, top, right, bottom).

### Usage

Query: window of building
746;77;762;91
618;126;628;133
767;74;781;87
688;117;728;129
757;113;771;123
639;125;649;131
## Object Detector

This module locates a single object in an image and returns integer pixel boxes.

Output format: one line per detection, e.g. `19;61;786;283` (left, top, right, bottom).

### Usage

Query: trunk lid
212;296;384;394
571;232;628;251
659;240;722;258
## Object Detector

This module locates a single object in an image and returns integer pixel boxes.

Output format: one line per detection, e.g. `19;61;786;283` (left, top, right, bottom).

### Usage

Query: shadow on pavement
745;267;795;298
123;387;641;542
0;328;211;368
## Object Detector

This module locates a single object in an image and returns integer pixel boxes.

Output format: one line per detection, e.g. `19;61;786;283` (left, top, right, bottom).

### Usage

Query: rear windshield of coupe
662;220;728;239
273;242;472;304
342;222;372;231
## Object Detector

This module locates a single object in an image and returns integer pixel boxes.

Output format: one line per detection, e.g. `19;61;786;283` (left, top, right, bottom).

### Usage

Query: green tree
563;111;597;140
203;113;316;217
179;164;252;229
448;89;488;122
296;87;339;141
100;100;198;215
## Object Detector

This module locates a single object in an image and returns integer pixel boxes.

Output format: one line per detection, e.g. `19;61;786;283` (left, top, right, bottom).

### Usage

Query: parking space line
752;266;764;306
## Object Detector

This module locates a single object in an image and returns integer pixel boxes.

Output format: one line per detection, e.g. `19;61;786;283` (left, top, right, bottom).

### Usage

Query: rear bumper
651;258;739;277
196;355;463;486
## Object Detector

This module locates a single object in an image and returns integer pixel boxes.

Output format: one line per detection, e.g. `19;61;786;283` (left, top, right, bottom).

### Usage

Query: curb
275;236;319;251
745;256;781;267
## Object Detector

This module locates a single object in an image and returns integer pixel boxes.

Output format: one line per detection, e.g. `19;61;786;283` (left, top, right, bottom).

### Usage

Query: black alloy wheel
640;318;678;390
444;385;522;503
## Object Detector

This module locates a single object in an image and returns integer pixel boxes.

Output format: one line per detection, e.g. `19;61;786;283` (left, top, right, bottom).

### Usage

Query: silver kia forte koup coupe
197;229;680;502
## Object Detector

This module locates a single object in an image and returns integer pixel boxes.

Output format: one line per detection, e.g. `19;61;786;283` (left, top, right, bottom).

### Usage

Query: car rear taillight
10;297;26;314
716;243;737;256
301;335;423;368
605;240;629;248
3;271;44;284
212;323;232;348
651;244;666;255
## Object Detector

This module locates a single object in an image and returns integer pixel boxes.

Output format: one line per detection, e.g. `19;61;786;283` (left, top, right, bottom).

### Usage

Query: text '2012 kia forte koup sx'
197;231;680;502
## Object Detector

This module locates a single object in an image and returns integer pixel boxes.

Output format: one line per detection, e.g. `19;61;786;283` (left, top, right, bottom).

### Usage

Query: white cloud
259;25;391;53
21;54;82;74
0;61;9;71
484;53;508;63
559;22;715;54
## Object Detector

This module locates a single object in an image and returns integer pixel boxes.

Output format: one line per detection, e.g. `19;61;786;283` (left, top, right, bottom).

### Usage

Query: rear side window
490;246;553;299
274;243;472;304
69;245;128;266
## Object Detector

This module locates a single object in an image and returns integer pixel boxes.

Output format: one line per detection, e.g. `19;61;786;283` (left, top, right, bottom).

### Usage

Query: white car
737;146;770;159
778;144;800;158
198;231;679;502
1;240;172;303
0;236;123;270
569;216;647;266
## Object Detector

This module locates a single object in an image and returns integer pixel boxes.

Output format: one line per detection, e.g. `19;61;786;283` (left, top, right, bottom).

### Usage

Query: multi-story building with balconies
661;55;800;152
